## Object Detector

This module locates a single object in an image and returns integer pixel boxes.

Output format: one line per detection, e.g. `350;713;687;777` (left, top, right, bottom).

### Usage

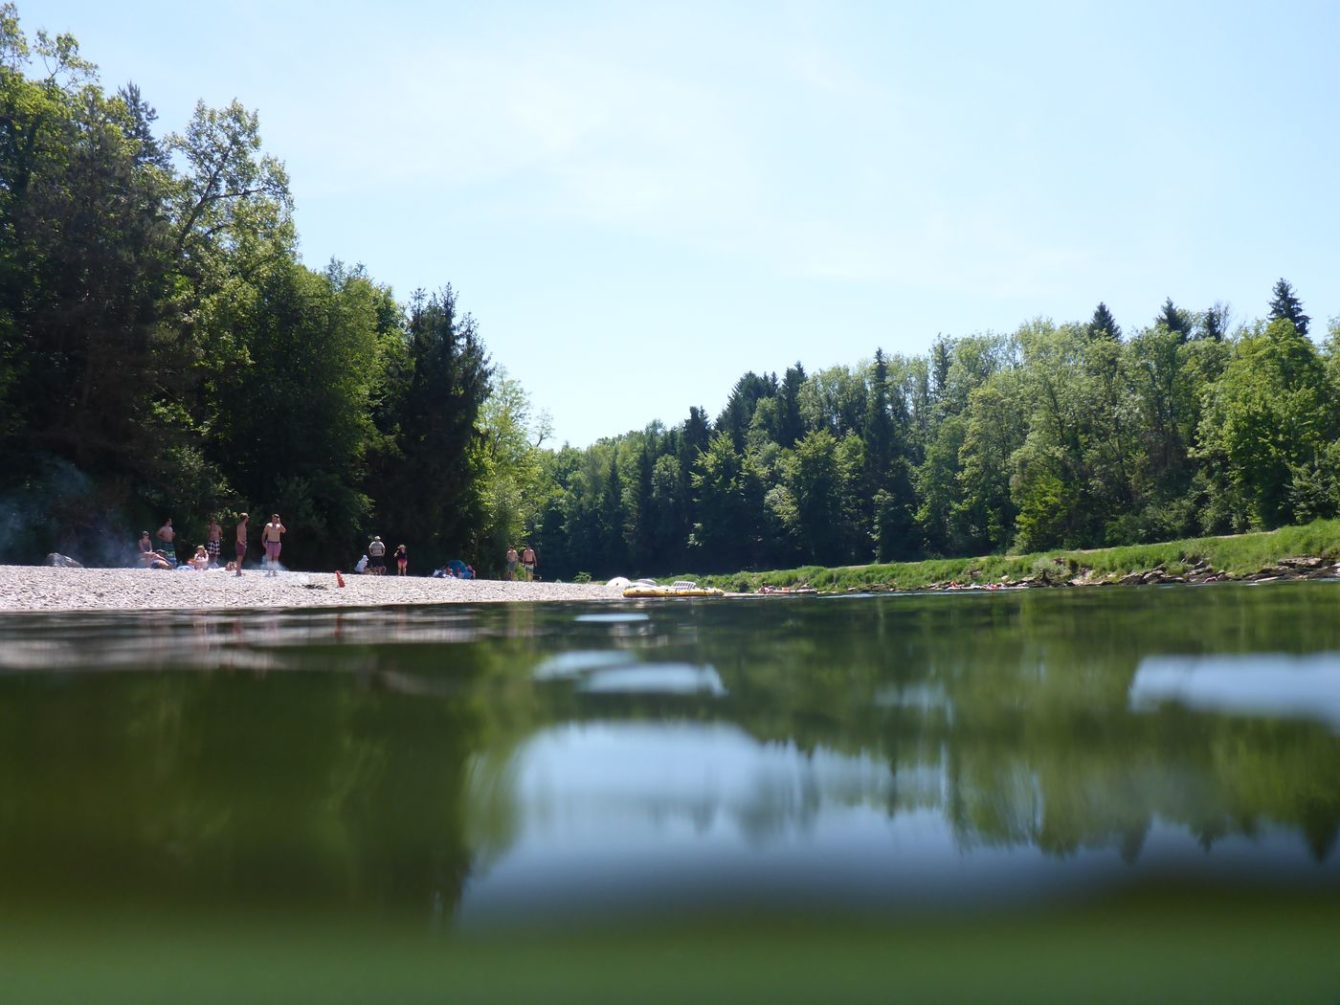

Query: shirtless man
206;517;223;567
521;545;537;582
156;518;176;566
505;546;519;581
235;513;249;576
261;514;286;576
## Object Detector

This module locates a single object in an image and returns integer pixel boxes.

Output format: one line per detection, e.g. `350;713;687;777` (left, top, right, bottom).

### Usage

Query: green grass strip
673;518;1340;593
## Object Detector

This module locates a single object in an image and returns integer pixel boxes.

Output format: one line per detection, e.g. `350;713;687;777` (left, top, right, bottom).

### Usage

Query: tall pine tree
1156;297;1191;341
1268;278;1310;336
1088;302;1121;341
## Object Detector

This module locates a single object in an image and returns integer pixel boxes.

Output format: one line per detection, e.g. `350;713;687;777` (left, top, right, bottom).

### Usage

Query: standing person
261;514;286;576
521;544;538;582
368;535;386;576
156;518;177;566
234;513;249;576
505;545;519;581
206;517;222;567
395;543;408;576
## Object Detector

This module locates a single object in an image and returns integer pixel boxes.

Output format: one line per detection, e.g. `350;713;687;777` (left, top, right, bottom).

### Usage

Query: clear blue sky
32;0;1340;446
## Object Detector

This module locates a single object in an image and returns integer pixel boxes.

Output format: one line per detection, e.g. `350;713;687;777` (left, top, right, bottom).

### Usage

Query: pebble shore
0;565;628;613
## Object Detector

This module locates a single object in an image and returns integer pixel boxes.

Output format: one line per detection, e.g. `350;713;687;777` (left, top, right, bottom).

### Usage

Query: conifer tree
1156;297;1191;341
1199;303;1230;342
1088;302;1121;341
929;336;952;403
1268;278;1310;336
776;363;806;448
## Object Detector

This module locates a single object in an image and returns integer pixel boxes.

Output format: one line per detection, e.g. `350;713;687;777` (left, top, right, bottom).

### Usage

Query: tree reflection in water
0;582;1337;935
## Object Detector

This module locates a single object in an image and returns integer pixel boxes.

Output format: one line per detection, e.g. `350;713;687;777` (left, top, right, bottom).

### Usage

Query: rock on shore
0;566;627;613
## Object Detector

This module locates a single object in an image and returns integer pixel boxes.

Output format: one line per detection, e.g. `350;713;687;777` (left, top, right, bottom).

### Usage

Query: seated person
137;532;171;569
189;545;210;570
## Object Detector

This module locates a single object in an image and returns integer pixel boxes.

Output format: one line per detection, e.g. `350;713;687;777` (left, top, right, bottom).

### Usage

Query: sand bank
0;565;627;613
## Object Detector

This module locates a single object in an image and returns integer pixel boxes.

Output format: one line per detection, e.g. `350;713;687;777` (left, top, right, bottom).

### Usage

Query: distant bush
573;571;592;584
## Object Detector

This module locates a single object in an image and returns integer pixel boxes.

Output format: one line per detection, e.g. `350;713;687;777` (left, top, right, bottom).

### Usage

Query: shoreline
0;566;628;614
5;549;1339;615
695;521;1340;596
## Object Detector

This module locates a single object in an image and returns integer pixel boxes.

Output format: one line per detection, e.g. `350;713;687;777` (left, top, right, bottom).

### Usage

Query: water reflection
0;583;1338;937
1131;652;1340;730
460;722;1067;928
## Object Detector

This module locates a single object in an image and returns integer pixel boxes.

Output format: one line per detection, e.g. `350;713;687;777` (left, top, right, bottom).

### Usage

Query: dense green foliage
0;8;499;569
3;6;1338;579
532;300;1340;581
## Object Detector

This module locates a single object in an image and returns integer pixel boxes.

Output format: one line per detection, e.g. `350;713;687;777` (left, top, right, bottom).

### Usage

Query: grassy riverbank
686;518;1340;594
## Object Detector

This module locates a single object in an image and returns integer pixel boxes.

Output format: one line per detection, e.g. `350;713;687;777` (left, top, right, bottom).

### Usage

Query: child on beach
395;544;408;576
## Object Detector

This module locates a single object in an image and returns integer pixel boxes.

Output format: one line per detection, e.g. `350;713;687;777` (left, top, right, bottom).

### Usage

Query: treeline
0;8;507;569
532;286;1339;581
6;7;1339;580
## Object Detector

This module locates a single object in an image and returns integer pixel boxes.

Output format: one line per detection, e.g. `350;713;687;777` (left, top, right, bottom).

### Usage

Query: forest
3;5;1339;578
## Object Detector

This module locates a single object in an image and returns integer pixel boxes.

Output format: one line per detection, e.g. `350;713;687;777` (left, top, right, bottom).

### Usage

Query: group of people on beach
504;544;538;581
354;536;408;576
137;513;286;577
136;514;522;583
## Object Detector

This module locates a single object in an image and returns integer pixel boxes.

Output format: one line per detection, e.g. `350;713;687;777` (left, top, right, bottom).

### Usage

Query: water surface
2;584;1338;1002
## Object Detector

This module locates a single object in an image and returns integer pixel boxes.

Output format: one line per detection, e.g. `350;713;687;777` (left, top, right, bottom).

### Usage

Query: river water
2;584;1338;1002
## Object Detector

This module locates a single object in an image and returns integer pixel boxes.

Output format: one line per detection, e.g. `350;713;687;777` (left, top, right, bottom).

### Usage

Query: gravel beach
0;565;628;613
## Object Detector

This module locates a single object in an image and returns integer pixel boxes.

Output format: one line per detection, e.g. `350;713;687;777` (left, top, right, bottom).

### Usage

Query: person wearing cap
368;535;386;576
